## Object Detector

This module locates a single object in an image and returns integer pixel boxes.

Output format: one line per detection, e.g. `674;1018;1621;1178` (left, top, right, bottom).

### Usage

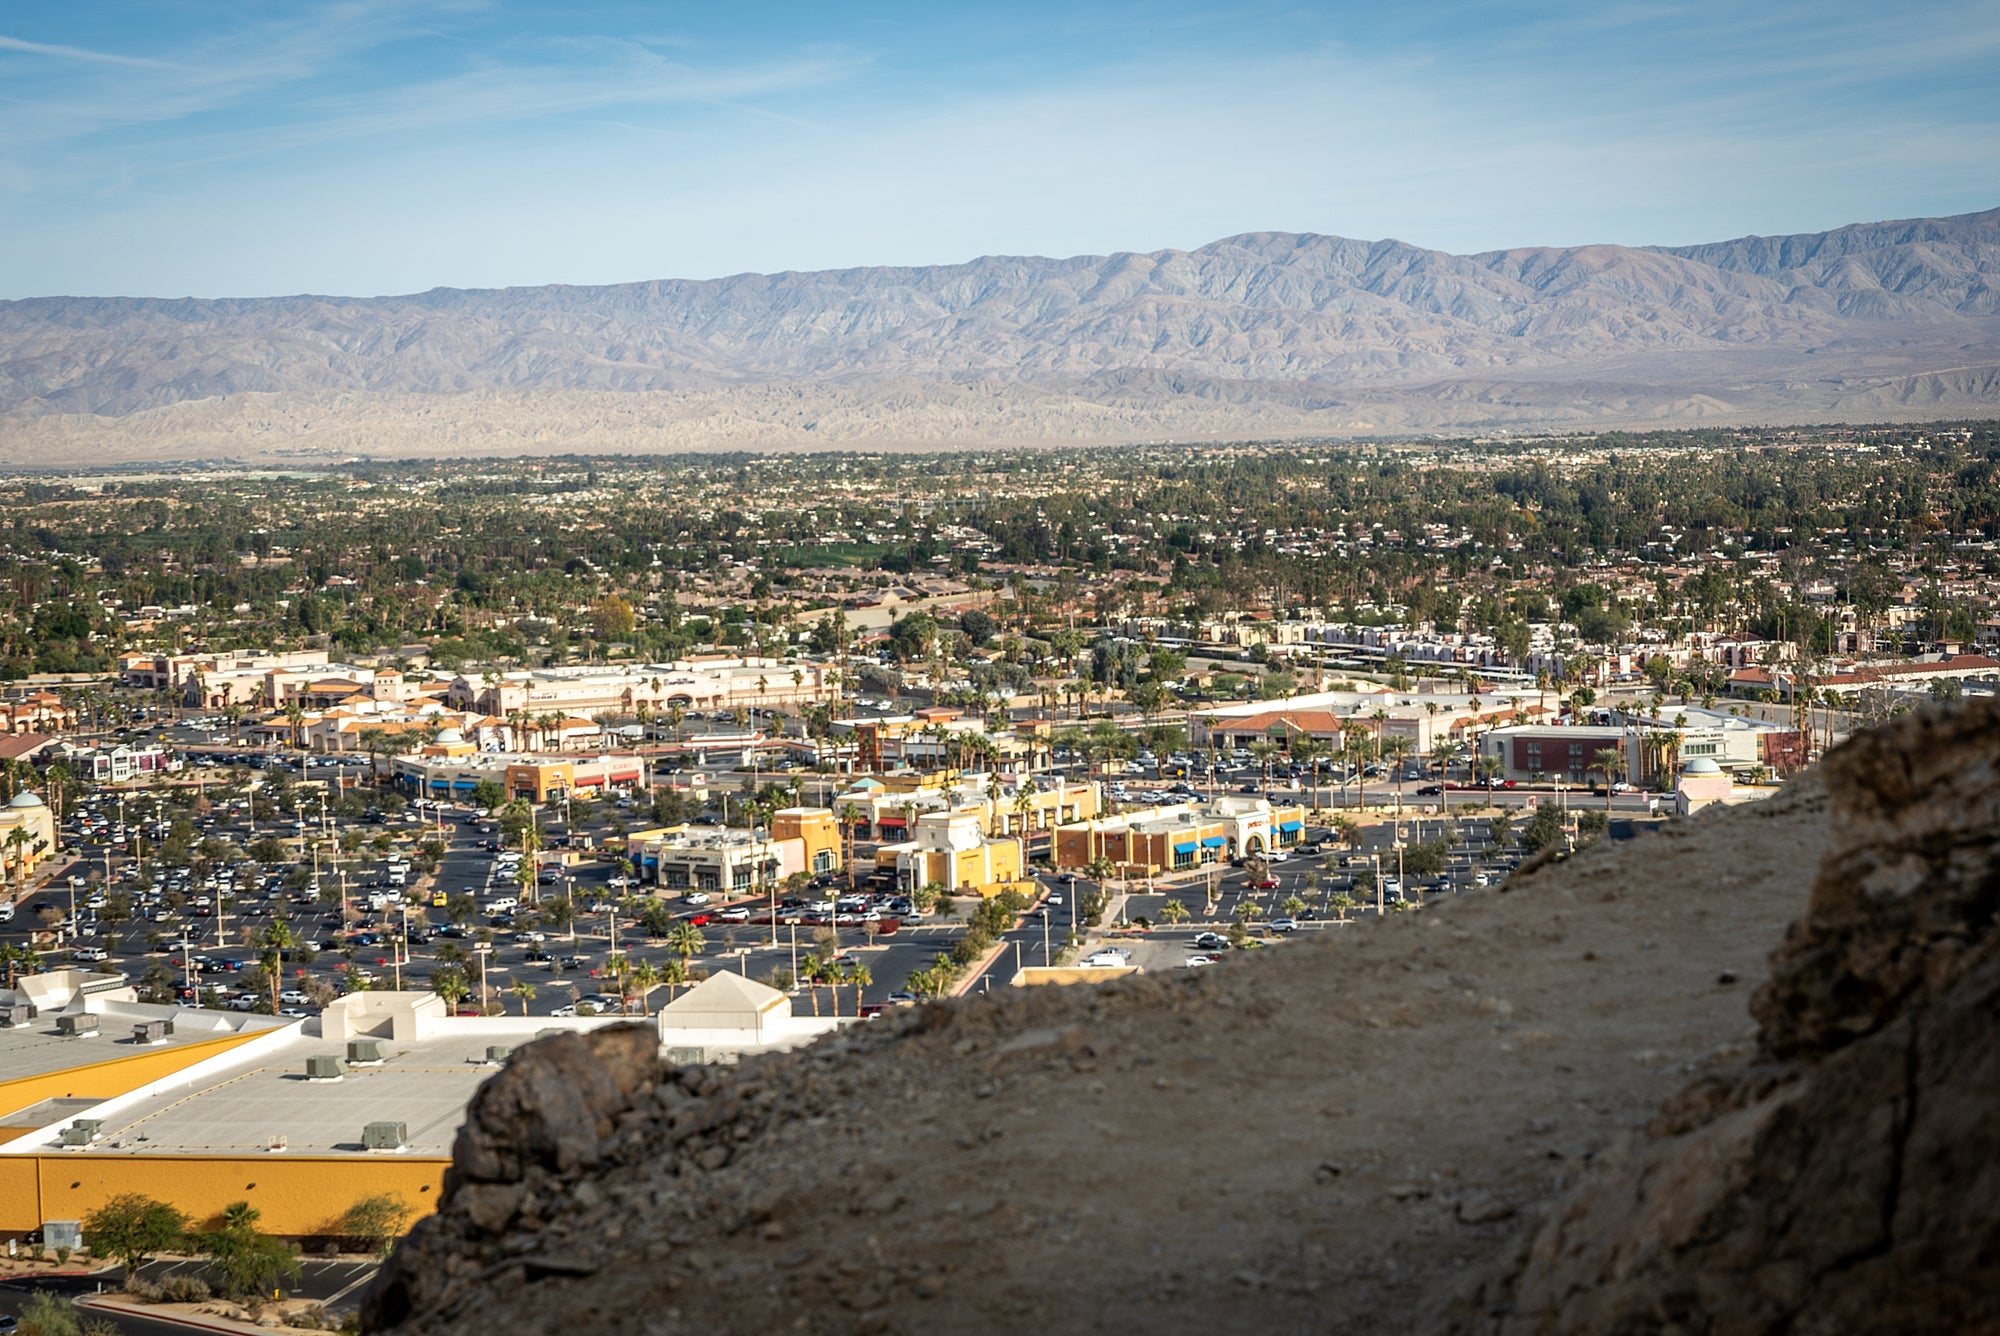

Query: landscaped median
79;1290;344;1336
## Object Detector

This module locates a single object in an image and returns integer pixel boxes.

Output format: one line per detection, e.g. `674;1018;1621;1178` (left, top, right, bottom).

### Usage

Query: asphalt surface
5;722;1652;1018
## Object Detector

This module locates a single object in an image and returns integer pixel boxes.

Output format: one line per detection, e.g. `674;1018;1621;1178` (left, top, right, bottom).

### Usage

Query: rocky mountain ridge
5;209;1998;414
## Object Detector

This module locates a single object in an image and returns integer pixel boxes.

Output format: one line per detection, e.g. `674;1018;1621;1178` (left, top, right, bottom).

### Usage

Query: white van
485;896;519;914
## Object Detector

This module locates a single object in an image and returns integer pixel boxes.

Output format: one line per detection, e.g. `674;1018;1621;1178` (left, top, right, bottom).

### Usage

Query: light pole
474;943;491;1012
1040;909;1051;961
67;876;82;943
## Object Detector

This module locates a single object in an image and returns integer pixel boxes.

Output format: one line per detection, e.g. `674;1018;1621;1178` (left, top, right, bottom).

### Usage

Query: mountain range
3;207;1997;461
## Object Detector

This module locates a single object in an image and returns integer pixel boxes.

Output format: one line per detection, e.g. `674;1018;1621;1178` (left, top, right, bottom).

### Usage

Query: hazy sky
3;0;1997;298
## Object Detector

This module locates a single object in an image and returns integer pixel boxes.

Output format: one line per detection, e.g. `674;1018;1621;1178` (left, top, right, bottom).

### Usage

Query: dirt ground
384;778;1831;1336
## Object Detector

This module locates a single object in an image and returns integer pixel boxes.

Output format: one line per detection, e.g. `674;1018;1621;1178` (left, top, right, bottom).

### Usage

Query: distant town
0;421;1996;1322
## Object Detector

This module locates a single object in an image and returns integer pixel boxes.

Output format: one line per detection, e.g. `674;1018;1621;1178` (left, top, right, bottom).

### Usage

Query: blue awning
1173;841;1197;854
1199;836;1226;848
1279;820;1303;832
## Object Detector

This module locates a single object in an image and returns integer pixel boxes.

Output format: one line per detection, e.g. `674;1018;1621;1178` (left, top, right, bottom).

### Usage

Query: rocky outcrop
1455;698;2000;1334
363;1026;661;1328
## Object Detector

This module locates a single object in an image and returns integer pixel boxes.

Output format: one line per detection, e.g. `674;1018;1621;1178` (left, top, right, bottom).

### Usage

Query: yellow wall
0;1154;448;1235
771;810;840;869
0;1030;269;1124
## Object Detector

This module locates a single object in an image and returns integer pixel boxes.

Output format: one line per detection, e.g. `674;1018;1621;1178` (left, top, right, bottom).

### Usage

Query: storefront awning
1173;841;1197;854
1279;820;1302;832
1199;836;1226;848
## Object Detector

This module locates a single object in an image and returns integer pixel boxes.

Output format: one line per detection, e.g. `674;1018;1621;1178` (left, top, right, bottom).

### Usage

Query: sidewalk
78;1295;312;1336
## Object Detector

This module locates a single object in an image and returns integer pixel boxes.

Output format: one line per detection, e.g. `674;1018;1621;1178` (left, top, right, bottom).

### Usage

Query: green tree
200;1201;302;1299
82;1193;188;1279
333;1194;413;1258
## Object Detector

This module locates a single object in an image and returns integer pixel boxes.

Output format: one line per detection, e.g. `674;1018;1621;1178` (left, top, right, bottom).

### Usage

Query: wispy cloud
0;33;170;68
0;0;1994;297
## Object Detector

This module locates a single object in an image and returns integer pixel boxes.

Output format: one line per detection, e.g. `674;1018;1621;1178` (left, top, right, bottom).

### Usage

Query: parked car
1270;918;1298;933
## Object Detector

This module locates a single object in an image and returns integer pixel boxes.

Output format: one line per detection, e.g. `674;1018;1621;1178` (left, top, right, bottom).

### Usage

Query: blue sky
2;0;1996;297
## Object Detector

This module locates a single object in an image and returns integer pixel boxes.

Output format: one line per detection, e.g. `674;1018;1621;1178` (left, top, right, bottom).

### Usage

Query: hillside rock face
1457;699;2000;1334
360;704;1997;1335
3;209;1998;458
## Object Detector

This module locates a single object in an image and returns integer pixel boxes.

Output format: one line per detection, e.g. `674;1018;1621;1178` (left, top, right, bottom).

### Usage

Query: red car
1252;877;1280;891
686;912;713;926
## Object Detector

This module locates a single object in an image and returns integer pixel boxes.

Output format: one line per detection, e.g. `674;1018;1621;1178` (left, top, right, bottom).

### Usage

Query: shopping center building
0;970;842;1241
1053;794;1309;876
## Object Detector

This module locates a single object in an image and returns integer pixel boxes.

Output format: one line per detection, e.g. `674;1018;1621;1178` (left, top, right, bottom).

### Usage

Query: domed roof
1682;757;1724;777
434;727;466;745
7;791;44;808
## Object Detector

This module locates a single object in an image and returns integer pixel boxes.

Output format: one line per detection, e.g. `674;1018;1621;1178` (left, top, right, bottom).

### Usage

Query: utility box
362;1121;407;1150
43;1221;81;1252
346;1039;386;1065
305;1055;345;1080
666;1047;705;1066
55;1014;98;1037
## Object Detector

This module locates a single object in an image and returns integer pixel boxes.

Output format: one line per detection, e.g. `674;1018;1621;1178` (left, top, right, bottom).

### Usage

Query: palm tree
1590;747;1624;818
1291;736;1322;810
628;959;660;1015
508;978;537;1016
258;919;297;1014
1248;740;1279;786
845;962;872;1016
1329;891;1357;922
1430;738;1457;781
797;953;825;1016
3;825;32;898
667;921;705;967
658;956;688;1001
1159;898;1190;927
1383;736;1413;811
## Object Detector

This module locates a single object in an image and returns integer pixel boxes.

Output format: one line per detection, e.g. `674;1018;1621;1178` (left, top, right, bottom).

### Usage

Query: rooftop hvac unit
59;1127;92;1146
305;1055;346;1080
131;1020;167;1044
55;1014;99;1037
362;1121;407;1151
666;1046;705;1066
347;1039;386;1065
484;1045;512;1064
71;1119;103;1139
0;1003;27;1027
